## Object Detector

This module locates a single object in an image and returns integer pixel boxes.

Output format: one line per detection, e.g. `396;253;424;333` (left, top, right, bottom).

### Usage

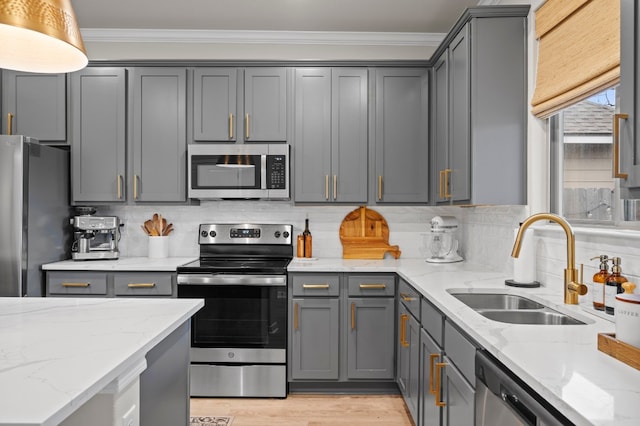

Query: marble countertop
42;257;197;271
288;258;632;426
0;297;203;426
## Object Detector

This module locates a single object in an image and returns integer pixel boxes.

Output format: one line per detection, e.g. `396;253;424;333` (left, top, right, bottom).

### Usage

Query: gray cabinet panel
420;328;443;426
244;68;287;141
70;68;126;203
291;273;340;297
346;297;395;379
131;68;187;202
433;56;450;203
374;68;429;204
193;68;237;141
397;302;420;422
290;298;340;380
347;274;395;297
442;356;475;426
2;71;66;142
421;297;444;346
444;319;476;384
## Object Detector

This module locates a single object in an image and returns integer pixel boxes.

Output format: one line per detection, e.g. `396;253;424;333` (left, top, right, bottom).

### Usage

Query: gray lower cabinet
373;68;429;204
294;68;368;203
192;67;287;142
432;7;528;205
70;67;126;203
1;70;66;143
46;271;176;297
420;328;443;426
441;319;476;426
397;278;421;422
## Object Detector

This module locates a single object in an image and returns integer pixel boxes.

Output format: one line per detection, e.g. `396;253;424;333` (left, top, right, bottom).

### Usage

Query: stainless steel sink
448;291;588;325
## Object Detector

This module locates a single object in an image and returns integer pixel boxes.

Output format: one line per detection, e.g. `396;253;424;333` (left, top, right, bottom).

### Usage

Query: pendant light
0;0;87;73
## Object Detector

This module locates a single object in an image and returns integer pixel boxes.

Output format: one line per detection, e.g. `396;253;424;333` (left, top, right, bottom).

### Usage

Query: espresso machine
425;216;463;263
71;213;121;260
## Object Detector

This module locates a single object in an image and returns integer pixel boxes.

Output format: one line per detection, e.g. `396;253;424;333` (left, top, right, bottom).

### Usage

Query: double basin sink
448;291;589;325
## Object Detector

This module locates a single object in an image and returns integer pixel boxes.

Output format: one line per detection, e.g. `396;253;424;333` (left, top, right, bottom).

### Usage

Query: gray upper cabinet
619;0;640;196
70;68;126;203
2;71;66;143
373;68;429;204
130;67;187;202
432;8;528;205
192;67;287;142
294;68;368;203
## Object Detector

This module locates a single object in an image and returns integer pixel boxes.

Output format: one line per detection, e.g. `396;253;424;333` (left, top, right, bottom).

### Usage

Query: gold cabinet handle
400;292;415;302
325;175;329;200
229;113;234;139
294;302;299;330
399;313;409;348
333;175;337;200
245;113;250;139
133;174;140;200
127;283;156;288
614;113;629;179
62;282;90;288
117;175;123;200
378;175;383;201
7;113;13;135
359;283;386;289
429;353;440;395
302;284;330;289
435;362;448;407
351;302;356;330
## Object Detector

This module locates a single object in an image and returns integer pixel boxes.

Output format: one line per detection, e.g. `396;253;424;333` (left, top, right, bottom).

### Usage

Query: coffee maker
425;216;463;263
71;212;121;260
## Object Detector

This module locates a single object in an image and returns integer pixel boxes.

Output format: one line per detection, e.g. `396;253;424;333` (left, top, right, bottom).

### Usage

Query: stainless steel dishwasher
475;350;574;426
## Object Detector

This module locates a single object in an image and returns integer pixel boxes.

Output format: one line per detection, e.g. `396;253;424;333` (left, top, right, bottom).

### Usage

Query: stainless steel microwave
188;144;289;200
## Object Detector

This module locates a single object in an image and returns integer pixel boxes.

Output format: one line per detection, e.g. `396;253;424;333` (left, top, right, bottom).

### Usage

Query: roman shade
531;0;620;119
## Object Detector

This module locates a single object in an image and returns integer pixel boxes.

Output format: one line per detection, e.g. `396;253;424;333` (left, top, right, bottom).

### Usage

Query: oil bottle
303;218;312;258
604;257;628;315
590;255;609;311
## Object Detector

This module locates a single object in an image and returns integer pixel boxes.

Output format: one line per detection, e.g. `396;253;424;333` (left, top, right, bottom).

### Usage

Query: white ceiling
74;0;482;34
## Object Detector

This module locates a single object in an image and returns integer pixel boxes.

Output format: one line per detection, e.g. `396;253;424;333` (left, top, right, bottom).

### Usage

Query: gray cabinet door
442;356;475;426
294;68;332;202
2;71;66;142
374;68;429;203
193;68;237;142
397;303;420;423
70;68;126;203
244;67;287;141
332;68;368;203
448;28;471;204
346;297;395;379
420;328;443;426
131;68;187;202
433;55;450;204
290;298;340;380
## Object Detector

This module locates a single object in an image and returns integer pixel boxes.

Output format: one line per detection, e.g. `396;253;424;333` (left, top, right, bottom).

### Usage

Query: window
550;87;617;223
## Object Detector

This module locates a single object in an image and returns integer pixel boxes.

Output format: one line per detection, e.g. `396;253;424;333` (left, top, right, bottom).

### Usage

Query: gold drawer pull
359;283;386;289
399;314;409;348
435;362;449;407
128;283;156;288
429;353;440;395
7;113;14;135
351;302;356;329
294;303;299;330
613;113;629;179
62;282;90;288
400;292;416;302
302;284;330;289
229;113;234;139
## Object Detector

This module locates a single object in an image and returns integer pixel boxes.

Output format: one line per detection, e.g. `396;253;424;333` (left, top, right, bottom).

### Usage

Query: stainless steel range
177;223;292;398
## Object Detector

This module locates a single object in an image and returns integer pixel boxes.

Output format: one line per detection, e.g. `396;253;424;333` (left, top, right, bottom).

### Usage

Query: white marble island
0;297;203;426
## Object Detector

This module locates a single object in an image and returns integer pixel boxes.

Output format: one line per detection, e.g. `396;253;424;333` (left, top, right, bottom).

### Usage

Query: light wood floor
190;394;414;426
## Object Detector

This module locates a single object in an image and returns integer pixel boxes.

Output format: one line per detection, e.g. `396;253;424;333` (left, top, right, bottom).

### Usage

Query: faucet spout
511;213;587;304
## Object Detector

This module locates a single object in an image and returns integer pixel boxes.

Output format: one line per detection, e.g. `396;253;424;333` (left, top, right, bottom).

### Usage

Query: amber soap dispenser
590;255;609;311
604;257;628;315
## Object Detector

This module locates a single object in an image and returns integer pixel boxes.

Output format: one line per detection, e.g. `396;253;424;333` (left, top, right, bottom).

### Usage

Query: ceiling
74;0;482;34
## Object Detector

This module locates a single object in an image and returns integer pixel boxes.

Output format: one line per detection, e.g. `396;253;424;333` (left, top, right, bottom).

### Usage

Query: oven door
177;274;287;362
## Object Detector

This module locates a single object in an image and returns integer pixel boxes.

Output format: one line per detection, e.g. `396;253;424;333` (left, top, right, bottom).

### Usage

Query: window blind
531;0;620;119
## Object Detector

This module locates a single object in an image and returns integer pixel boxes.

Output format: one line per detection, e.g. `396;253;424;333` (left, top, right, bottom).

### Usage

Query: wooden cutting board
339;206;401;259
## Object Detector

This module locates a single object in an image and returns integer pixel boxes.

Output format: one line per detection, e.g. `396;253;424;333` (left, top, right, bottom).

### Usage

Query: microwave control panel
266;155;287;189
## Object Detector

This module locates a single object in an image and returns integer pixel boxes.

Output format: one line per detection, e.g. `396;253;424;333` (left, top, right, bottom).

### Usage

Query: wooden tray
597;333;640;371
339;206;401;259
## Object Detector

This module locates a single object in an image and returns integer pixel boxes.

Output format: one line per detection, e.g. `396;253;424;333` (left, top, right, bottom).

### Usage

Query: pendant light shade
0;0;87;73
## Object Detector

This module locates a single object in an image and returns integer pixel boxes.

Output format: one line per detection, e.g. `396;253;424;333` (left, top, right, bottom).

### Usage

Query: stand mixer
425;216;463;263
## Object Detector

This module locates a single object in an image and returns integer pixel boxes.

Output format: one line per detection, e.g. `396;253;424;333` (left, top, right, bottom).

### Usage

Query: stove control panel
198;223;292;245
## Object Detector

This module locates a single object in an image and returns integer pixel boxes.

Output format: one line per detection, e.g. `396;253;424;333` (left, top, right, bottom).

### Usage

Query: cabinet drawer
114;273;173;296
48;272;107;295
421;297;444;346
398;279;420;320
348;274;395;297
444;319;476;385
291;274;340;297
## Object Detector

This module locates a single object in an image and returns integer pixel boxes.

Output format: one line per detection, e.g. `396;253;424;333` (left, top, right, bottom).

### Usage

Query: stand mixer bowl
426;216;463;263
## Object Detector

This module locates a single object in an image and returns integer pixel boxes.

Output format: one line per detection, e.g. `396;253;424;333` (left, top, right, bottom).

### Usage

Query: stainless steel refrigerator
0;135;70;297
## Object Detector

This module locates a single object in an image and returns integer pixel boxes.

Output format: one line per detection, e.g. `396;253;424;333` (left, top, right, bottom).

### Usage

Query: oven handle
177;274;286;286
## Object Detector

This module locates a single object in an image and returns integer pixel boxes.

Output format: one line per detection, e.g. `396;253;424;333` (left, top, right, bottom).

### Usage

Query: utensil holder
148;236;169;258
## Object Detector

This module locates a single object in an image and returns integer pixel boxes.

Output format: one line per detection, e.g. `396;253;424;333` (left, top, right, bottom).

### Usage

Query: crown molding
80;28;446;47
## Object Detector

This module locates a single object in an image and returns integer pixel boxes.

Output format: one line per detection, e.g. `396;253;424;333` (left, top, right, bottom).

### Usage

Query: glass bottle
590;255;609;311
604;257;627;315
303;218;312;258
